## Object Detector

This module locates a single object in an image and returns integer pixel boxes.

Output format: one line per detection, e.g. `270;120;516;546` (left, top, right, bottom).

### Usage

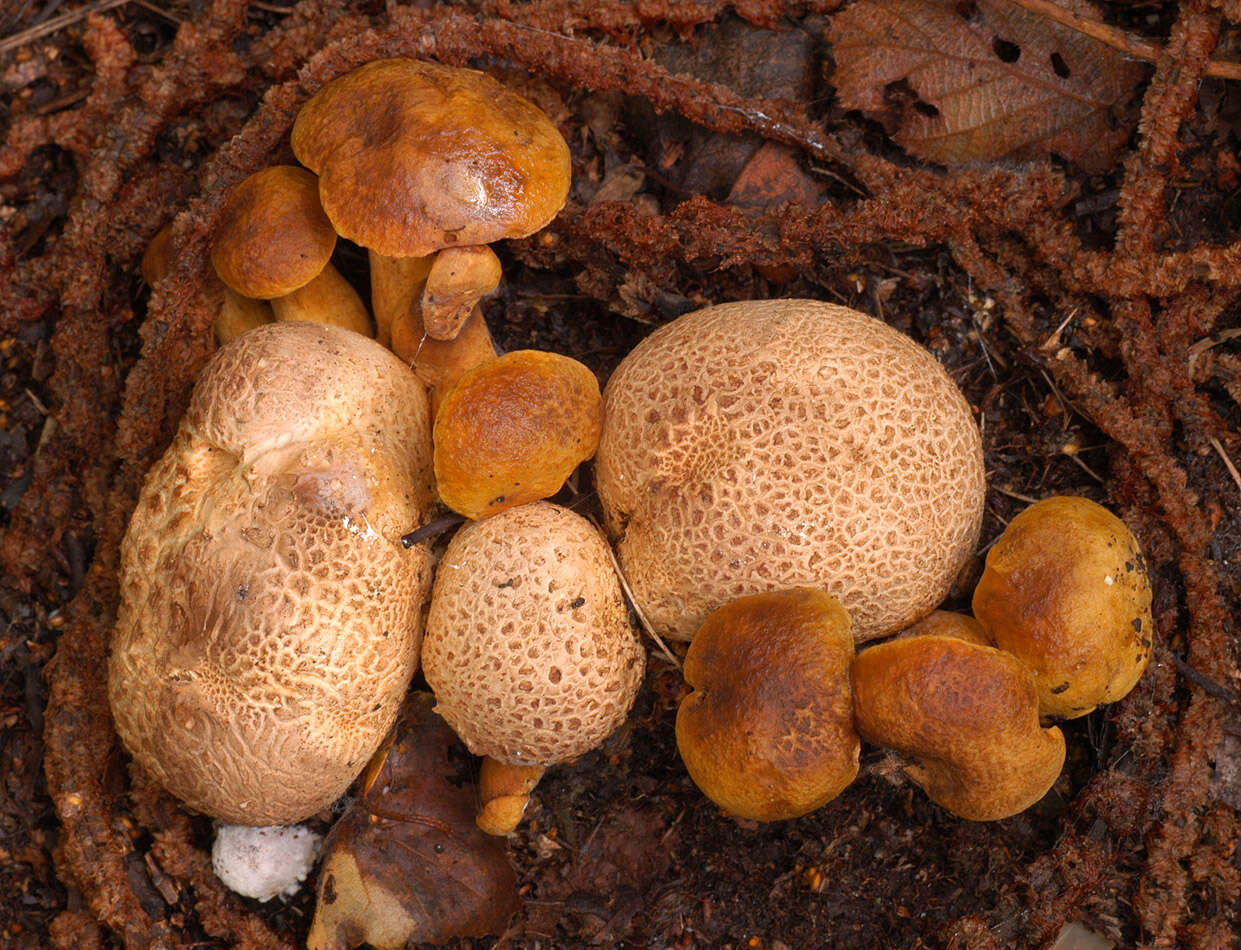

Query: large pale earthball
109;322;436;825
594;299;986;643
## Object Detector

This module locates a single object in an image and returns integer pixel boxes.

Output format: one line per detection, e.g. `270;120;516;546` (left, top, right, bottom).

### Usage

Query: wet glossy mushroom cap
972;495;1154;718
422;502;645;766
851;634;1066;821
291;58;571;258
898;609;991;646
595;298;986;643
109;322;436;825
210;165;338;300
676;587;859;822
433;350;603;521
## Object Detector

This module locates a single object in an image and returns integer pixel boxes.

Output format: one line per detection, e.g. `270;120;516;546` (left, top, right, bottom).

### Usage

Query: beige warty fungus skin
108;322;436;826
676;587;860;822
972;495;1154;719
595;298;986;643
852;634;1067;821
422;502;645;767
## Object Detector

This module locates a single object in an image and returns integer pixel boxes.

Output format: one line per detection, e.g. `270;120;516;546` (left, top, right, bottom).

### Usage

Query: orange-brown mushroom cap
433;350;603;521
851;635;1066;821
972;495;1154;719
676;587;859;822
291;59;571;258
210;165;338;300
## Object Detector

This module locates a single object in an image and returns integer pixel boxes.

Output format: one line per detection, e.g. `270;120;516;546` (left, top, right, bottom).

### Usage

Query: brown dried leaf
828;0;1146;171
307;694;520;950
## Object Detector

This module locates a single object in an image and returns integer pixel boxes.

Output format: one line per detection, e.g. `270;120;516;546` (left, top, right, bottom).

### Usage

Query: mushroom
142;223;272;345
594;298;986;643
676;587;860;822
290;58;571;400
210;165;372;335
433;349;603;520
421;501;645;833
972;495;1154;718
897;609;991;646
108;322;436;825
851;634;1066;821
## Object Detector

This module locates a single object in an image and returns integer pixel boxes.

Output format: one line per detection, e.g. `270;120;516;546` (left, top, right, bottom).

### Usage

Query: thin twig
1187;327;1241;375
601;540;680;669
1172;653;1241;708
1007;0;1241;81
1209;437;1241;497
0;0;129;55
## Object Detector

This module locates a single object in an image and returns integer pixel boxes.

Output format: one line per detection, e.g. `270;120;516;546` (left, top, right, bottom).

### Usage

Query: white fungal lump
211;822;323;902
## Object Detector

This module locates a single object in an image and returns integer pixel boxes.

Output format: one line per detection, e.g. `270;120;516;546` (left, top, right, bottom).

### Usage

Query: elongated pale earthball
422;501;645;766
109;322;436;826
595;299;986;643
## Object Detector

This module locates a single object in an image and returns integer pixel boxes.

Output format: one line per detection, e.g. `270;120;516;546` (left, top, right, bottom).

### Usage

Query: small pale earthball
212;823;323;902
422;501;645;766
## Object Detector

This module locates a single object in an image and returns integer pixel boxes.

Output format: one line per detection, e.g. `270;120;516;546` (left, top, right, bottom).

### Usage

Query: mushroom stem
369;250;434;348
271;263;372;336
215;286;274;344
421;245;503;341
476;758;545;836
374;249;500;410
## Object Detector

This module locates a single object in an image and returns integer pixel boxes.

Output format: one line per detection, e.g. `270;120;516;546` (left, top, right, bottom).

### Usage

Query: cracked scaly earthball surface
422;501;645;766
108;322;436;826
595;299;986;643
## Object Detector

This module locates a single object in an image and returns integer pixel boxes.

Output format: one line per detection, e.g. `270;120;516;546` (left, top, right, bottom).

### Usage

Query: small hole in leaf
992;38;1021;62
955;1;980;20
1050;52;1071;78
913;100;940;118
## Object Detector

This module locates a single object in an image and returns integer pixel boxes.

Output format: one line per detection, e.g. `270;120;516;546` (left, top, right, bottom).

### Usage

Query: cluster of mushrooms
108;56;1155;914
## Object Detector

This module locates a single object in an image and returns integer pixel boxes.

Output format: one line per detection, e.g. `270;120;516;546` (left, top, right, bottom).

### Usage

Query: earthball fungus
852;634;1066;821
421;501;645;832
108;322;436;826
972;495;1154;718
676;587;860;822
595;299;986;643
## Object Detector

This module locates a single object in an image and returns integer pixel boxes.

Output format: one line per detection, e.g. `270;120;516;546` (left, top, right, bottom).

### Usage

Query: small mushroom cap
433;350;603;520
422;245;503;341
972;495;1154;718
851;635;1066;821
211;165;339;300
291;59;571;258
109;323;436;825
898;610;991;646
595;299;986;643
422;502;645;766
676;587;859;822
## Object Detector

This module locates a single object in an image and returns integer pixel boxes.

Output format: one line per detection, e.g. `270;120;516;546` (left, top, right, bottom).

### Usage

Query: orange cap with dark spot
291;59;571;258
